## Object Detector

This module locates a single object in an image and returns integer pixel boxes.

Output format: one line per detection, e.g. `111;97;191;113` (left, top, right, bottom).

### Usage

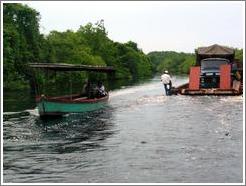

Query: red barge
173;44;243;96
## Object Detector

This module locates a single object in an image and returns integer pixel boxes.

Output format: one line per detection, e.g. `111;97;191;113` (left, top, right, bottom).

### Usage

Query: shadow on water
3;88;36;112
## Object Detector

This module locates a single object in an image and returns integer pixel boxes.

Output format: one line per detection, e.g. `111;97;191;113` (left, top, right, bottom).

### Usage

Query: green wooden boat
36;94;109;116
29;63;115;117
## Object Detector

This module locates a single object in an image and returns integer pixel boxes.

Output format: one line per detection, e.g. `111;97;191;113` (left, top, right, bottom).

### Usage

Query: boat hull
36;95;109;116
172;83;243;96
179;88;242;96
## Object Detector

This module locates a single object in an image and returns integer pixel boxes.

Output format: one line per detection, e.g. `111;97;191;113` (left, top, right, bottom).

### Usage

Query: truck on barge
173;44;243;96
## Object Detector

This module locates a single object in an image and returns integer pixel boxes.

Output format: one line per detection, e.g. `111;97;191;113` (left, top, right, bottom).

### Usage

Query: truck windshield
201;58;229;70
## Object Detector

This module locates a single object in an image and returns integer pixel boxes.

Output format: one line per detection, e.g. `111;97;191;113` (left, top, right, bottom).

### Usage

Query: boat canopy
29;63;115;73
195;44;235;65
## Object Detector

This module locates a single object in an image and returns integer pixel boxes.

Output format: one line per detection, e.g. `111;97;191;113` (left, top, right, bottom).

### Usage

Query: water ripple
3;77;243;183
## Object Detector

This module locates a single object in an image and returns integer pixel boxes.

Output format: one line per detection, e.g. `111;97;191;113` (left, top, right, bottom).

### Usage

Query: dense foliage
3;4;243;91
3;3;153;90
148;48;243;74
148;51;196;74
235;48;243;63
3;3;41;89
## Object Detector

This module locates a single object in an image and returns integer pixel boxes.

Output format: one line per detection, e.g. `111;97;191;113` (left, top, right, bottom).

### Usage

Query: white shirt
161;74;171;84
99;85;105;92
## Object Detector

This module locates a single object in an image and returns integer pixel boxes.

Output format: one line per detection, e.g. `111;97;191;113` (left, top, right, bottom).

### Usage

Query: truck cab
200;58;230;88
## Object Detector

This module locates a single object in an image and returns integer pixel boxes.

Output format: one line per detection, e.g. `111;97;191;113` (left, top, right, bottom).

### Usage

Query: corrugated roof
197;44;234;55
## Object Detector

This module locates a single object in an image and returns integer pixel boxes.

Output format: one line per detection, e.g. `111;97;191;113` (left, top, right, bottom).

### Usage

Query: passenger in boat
161;70;172;96
96;81;107;97
81;80;92;98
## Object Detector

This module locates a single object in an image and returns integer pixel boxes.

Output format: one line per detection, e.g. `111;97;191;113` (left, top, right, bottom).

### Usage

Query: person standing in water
161;70;172;95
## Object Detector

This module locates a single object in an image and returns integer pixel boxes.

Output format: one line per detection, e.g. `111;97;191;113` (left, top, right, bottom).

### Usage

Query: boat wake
136;95;169;105
109;82;161;98
25;108;40;116
3;111;24;116
219;96;243;103
3;108;39;118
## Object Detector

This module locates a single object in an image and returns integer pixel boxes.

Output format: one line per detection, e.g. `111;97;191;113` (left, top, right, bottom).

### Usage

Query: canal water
3;77;243;183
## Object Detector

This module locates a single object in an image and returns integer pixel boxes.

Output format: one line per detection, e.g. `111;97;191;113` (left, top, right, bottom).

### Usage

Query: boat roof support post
70;72;72;100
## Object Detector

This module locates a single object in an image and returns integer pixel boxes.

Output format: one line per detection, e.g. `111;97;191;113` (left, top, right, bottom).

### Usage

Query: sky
20;1;244;54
